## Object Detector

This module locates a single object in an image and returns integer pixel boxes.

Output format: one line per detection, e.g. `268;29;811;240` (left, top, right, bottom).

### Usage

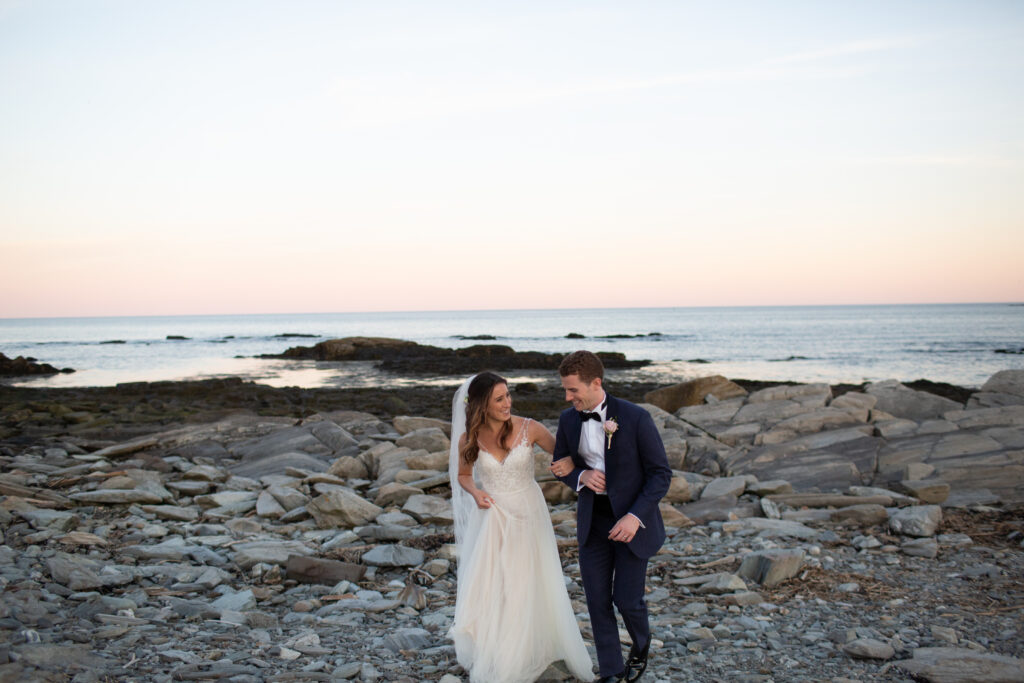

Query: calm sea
1;304;1021;390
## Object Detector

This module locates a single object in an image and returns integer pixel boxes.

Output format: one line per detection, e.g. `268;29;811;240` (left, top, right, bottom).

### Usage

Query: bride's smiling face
485;383;512;423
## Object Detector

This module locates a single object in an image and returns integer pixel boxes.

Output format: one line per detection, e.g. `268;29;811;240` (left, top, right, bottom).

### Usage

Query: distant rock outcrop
0;352;74;376
266;336;648;374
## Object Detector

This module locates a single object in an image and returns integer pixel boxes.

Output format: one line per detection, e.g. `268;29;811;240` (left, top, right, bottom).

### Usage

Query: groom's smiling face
561;373;603;412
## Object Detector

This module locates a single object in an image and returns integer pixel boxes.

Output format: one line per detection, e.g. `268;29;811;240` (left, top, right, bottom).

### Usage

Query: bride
449;372;594;683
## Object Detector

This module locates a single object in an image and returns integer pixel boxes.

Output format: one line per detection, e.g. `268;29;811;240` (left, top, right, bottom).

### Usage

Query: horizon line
2;300;1021;323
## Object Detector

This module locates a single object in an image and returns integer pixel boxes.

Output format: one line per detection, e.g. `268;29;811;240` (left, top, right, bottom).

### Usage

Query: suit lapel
569;411;582;461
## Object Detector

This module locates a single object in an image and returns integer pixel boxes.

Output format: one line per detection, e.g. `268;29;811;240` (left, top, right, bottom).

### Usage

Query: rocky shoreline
1;370;1022;682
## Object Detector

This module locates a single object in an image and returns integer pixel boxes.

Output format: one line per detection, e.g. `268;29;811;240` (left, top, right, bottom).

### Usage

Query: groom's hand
609;514;641;543
580;469;606;493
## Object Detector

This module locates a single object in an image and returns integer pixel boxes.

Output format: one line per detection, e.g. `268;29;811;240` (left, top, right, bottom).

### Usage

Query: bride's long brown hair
459;371;513;466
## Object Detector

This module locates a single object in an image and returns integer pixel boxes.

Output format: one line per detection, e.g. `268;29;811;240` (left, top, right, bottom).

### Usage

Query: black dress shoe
597;675;624;683
624;641;650;682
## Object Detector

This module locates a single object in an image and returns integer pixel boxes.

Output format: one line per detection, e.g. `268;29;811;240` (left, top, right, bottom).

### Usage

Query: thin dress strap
516;418;531;447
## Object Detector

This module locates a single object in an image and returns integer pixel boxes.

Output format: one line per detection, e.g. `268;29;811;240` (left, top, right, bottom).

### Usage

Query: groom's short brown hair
559;350;604;383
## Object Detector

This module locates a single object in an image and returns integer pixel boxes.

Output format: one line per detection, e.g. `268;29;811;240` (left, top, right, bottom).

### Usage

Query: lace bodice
475;419;536;493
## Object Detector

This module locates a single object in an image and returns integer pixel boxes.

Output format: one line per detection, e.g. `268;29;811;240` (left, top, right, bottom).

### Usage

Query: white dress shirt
577;392;609;478
576;392;644;528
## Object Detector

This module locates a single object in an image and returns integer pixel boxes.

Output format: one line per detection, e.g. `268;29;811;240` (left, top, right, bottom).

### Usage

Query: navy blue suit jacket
554;394;672;559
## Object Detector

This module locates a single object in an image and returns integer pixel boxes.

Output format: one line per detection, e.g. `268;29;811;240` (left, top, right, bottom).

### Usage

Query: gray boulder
309;421;359;453
403;494;454;525
830;392;878;421
396;428;450;453
967;369;1024;409
737;548;804;587
47;553;133;591
328;455;369;479
644;376;747;413
663;474;692;504
374;482;422;507
695;573;747;594
307;488;383;528
889;505;942;537
393;416;451;435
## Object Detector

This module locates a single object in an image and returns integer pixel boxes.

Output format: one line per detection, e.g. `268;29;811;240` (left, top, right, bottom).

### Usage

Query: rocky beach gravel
0;368;1022;682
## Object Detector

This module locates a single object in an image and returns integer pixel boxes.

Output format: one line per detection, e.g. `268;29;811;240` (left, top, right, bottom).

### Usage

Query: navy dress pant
579;495;650;678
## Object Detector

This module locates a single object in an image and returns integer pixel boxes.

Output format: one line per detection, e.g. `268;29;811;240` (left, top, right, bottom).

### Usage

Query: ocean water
1;304;1021;389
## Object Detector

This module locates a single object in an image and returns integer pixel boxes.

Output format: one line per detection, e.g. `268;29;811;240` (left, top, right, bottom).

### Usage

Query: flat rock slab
695;573;747;594
231;451;329;479
722;518;820;539
286;555;366;584
894;647;1024;683
141;504;200;521
701;475;748;499
902;538;939;558
232;540;315;569
829;504;889;526
899;478;951;503
10;643;107;673
69;489;164;504
361;544;425;567
725;434;878;491
746;479;794;496
867;380;963;420
767;493;894;508
676;496;755;524
842;638;895;660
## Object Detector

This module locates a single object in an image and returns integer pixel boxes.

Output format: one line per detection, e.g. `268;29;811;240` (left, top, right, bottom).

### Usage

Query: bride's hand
472;490;494;509
549;457;573;478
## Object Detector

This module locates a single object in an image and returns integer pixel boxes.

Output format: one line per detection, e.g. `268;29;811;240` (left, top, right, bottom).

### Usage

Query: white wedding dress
450;419;594;683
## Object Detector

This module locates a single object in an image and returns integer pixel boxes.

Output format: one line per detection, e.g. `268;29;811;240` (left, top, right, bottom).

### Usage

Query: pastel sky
1;0;1022;318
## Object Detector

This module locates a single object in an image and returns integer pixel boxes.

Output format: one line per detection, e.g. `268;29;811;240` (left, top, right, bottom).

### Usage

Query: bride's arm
457;433;493;509
528;418;555;454
529;419;579;478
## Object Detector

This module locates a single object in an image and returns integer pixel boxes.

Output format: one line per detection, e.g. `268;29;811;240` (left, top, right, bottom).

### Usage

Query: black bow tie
580;411;601;422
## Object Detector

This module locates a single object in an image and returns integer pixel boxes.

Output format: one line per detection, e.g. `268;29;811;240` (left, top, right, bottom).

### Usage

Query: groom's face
561;374;603;412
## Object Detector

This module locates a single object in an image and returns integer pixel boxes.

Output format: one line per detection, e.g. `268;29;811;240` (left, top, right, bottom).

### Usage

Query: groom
551;351;671;682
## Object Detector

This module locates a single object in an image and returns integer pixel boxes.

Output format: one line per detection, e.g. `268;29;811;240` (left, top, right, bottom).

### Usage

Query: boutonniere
604;418;618;449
